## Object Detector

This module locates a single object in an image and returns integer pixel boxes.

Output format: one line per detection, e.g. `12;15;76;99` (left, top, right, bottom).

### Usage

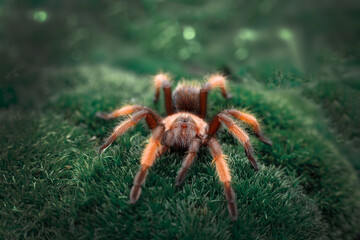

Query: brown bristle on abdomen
173;86;200;114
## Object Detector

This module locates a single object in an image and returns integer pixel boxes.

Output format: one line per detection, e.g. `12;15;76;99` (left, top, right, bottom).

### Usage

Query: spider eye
181;118;188;123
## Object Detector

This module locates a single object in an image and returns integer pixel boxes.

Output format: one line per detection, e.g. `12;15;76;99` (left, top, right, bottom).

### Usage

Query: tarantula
96;73;272;221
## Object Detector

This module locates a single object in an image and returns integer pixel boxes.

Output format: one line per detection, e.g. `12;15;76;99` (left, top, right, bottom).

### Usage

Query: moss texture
1;66;359;239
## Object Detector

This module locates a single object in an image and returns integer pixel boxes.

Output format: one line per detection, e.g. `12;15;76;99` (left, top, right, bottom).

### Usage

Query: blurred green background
1;0;360;239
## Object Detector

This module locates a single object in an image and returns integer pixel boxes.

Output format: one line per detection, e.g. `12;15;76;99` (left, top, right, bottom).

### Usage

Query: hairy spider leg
223;109;272;146
96;105;143;120
155;144;169;158
130;125;165;204
175;137;202;186
208;113;260;171
199;74;232;118
96;105;161;130
208;137;238;221
153;73;173;115
98;109;162;154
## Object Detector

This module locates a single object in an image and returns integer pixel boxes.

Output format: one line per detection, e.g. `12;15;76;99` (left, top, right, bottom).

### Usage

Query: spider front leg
208;137;238;221
153;73;173;115
130;125;165;203
208;113;260;171
199;74;232;118
96;105;160;130
175;137;201;186
98;108;162;154
96;105;143;120
223;109;272;146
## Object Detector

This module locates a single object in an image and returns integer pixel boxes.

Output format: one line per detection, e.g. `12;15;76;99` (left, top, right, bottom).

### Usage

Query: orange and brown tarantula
96;73;272;221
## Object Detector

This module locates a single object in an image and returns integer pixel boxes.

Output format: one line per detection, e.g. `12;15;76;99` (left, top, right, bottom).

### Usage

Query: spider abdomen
173;86;200;114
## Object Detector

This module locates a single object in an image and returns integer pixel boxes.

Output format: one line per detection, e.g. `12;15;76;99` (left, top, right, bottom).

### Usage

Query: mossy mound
1;66;359;239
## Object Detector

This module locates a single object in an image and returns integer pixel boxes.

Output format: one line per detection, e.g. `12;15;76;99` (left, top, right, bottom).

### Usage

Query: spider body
162;112;207;149
96;73;272;221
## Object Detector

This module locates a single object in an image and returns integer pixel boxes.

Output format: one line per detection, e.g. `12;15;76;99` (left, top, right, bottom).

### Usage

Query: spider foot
175;167;189;187
96;112;110;120
227;202;238;222
130;185;142;204
224;182;238;221
98;144;110;155
249;161;260;171
244;144;260;171
259;136;273;146
98;138;114;155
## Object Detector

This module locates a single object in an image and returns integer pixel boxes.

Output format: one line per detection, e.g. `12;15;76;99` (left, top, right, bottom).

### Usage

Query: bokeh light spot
237;29;257;41
188;41;202;53
178;48;191;60
33;10;48;23
278;28;293;41
183;26;196;40
152;23;179;50
235;48;249;60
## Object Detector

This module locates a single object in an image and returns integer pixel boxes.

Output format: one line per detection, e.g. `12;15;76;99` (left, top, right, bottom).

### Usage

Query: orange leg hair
175;137;201;186
98;109;162;154
96;105;143;120
153;73;173;115
223;109;272;146
208;137;238;221
130;125;165;204
199;74;232;118
208;113;260;171
155;144;169;158
96;105;161;130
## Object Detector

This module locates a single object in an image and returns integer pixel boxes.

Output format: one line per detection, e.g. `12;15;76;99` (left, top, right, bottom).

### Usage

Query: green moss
0;110;91;239
303;78;360;176
2;66;358;239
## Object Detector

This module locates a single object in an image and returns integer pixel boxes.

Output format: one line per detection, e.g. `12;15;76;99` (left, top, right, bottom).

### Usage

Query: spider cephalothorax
96;73;272;221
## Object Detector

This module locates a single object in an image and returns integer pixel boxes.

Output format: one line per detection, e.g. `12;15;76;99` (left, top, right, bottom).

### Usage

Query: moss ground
1;66;359;239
